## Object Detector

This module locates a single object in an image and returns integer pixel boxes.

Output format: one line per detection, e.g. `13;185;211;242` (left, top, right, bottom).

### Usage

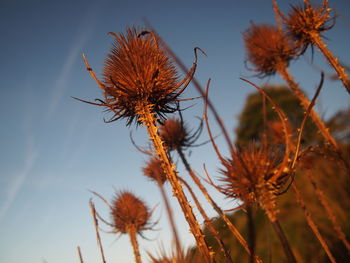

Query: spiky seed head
143;158;168;185
101;27;181;125
160;117;188;151
111;191;151;234
285;3;334;49
219;143;279;219
243;24;296;76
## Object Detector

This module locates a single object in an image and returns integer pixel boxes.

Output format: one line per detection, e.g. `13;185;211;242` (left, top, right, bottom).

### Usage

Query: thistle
143;157;168;186
79;27;212;261
111;191;153;263
91;190;155;263
243;23;339;151
273;0;350;93
243;23;296;76
160;116;203;152
219;144;280;222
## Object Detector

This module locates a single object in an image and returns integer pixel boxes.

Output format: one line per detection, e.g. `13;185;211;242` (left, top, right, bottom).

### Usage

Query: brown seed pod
111;191;152;234
243;24;296;76
142;157;168;185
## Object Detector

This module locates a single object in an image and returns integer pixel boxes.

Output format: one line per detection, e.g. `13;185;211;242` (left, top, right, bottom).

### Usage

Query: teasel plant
76;27;213;262
136;137;231;262
204;77;327;263
273;0;350;94
243;23;340;153
145;23;262;262
91;190;157;263
160;116;243;263
142;157;183;260
236;76;339;263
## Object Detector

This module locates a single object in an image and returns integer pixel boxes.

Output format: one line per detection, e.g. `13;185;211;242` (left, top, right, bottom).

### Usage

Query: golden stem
158;184;184;260
292;183;336;263
89;200;107;263
177;147;263;263
312;34;350;94
137;103;213;263
278;66;339;151
129;227;142;263
179;176;232;263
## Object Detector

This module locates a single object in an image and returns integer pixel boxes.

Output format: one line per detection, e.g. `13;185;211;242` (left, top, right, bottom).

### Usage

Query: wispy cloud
0;136;37;222
46;6;98;119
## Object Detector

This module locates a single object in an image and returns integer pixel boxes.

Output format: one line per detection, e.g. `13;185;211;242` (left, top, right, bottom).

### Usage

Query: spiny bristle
243;24;296;76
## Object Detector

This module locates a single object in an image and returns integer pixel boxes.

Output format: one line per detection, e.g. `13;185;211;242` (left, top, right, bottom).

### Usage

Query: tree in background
235;85;319;147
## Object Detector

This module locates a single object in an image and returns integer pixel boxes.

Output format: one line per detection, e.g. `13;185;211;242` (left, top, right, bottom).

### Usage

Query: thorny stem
77;246;84;263
312;34;350;94
89;200;107;263
277;66;339;151
291;183;336;263
178;176;233;263
137;103;213;263
129;227;142;263
158;184;184;260
307;171;350;251
176;147;263;263
270;220;297;263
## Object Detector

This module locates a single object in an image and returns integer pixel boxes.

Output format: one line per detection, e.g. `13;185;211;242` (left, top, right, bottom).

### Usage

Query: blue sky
1;0;349;262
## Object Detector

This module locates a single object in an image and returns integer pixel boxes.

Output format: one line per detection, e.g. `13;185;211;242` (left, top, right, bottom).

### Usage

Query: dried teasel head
100;27;182;125
159;116;203;152
284;1;335;52
219;143;280;221
111;191;152;234
78;26;202;125
243;24;297;76
142;157;168;185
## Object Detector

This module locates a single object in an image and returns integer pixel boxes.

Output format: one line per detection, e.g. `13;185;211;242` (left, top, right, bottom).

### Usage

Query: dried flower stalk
77;246;84;263
273;0;350;93
178;176;232;263
143;157;183;260
243;23;339;151
79;27;212;262
160;117;261;262
90;200;107;263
